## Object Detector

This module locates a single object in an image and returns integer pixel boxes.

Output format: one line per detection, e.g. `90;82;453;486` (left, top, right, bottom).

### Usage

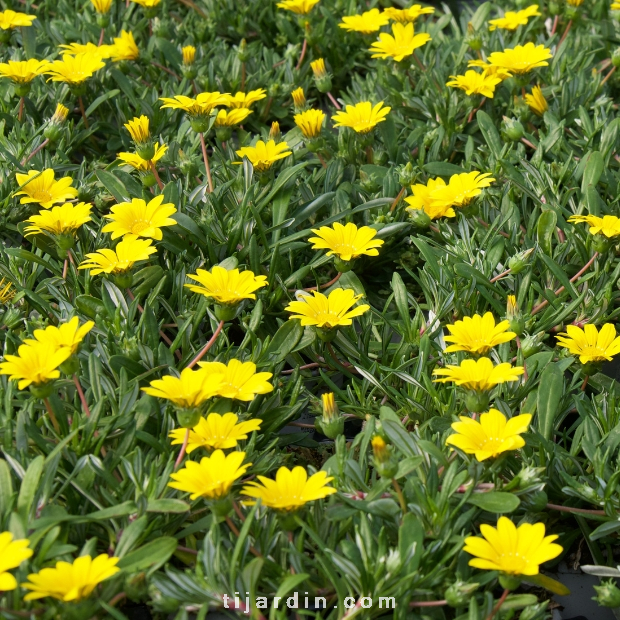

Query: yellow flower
429;171;495;208
567;0;583;6
488;4;540;30
169;412;262;452
197;359;274;401
14;169;78;209
24;202;92;237
464;517;562;576
0;532;33;592
291;87;306;109
446;70;503;98
118;143;167;171
332;101;391;134
242;466;336;511
214;108;252;127
308;222;384;261
567;214;620;238
339;9;390;34
446;409;531;461
78;237;157;275
0;278;15;305
102;195;177;241
276;0;320;14
110;30;139;62
0;342;71;390
405;177;455;220
91;0;112;13
285;288;370;328
25;317;94;356
235;140;292;171
384;4;434;22
556;323;620;364
487;43;552;75
169;450;251;500
525;85;548;116
58;42;113;58
467;59;512;80
0;59;50;84
44;53;106;85
142;367;223;408
22;554;120;602
310;58;327;78
224;89;267;108
160;92;229;116
182;45;196;65
0;10;36;29
294;109;325;139
443;313;516;354
185;266;268;304
131;0;161;7
612;1;620;9
369;22;431;62
124;115;150;143
433;357;524;391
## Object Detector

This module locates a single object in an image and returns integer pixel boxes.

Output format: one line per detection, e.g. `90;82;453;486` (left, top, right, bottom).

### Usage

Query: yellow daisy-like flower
78;237;157;275
405;177;455;220
242;466;336;511
467;59;512;80
525;85;548;116
567;214;620;238
612;1;620;9
488;4;540;30
339;9;390;34
369;22;431;62
185;266;268;305
118;143;167;171
433;357;524;391
24;202;92;237
308;222;384;261
446;70;503;98
285;288;370;328
0;278;15;305
224;89;267;108
443;313;516;355
276;0;320;14
91;0;113;13
446;409;532;461
567;0;583;6
197;359;274;401
556;323;620;364
332;101;391;134
110;30;139;62
464;517;562;576
182;45;196;65
0;10;36;29
235;140;292;171
131;0;161;7
214;108;253;127
384;4;434;23
169;412;262;452
487;43;552;75
169;450;251;500
25;317;94;356
142;367;223;408
58;42;113;58
124;115;150;144
291;87;306;109
102;195;177;241
294;109;325;139
0;59;50;84
160;92;229;116
0;342;71;390
429;171;495;209
0;532;33;592
44;53;106;85
14;169;78;209
22;555;120;602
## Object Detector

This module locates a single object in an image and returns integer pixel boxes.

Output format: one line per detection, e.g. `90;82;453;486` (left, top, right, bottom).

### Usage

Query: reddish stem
546;502;605;515
281;362;321;375
410;600;448;608
98;27;105;46
174;428;190;470
200;132;214;193
187;320;225;368
485;589;510;620
601;66;617;86
149;159;164;191
295;38;307;70
73;375;91;418
390;186;406;212
78;96;89;128
304;272;342;292
224;517;262;557
489;268;511;284
63;259;68;280
18;96;24;122
316;152;327;169
558;19;572;47
581;375;589;391
327;91;341;110
21;138;49;166
467;97;486;123
43;397;60;433
550;14;559;36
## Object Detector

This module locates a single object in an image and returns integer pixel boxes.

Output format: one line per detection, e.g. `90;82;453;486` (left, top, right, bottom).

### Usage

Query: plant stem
392;478;407;514
296;37;307;70
303;272;342;292
63;258;68;280
174;428;190;470
410;600;448;608
485;589;510;620
241;61;246;90
98;27;105;46
581;375;589;391
78;96;89;128
546;502;605;516
199;132;214;193
225;516;262;557
550;14;559;36
109;592;126;607
73;375;91;417
149;159;164;190
327;91;341;110
21;138;49;166
559;20;572;47
316;152;327;168
390;187;406;212
187;320;225;368
43;397;60;433
489;268;511;284
468;97;487;123
18;96;24;122
601;66;616;87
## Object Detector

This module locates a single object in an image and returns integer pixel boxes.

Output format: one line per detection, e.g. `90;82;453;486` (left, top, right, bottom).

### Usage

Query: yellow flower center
130;220;150;234
32;189;52;202
498;551;528;573
579;345;606;361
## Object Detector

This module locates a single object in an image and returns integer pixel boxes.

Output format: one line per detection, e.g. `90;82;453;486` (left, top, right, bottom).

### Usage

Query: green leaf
109;355;148;380
501;594;539;610
477;110;503;159
0;459;13;518
146;499;190;513
117;536;178;573
537;210;557;256
95;170;130;203
88;501;137;520
423;162;466;177
264;320;304;363
85;89;120;117
466;492;520;513
17;455;44;521
538;253;578;299
581;150;604;193
523;573;570;595
4;248;61;277
399;513;424;571
273;573;311;602
537;362;564;440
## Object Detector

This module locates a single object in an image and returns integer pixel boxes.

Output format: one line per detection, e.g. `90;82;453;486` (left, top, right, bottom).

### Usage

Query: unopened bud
136;142;156;162
594;581;620;607
502;117;524;142
516;466;544;489
407;208;431;229
445;581;479;607
291;87;307;112
508;248;535;274
592;233;613;253
311;58;332;93
372;436;398;478
520;332;544;358
398;162;417;187
182;45;196;66
269;121;281;142
237;38;250;62
315;392;345;439
506;295;525;336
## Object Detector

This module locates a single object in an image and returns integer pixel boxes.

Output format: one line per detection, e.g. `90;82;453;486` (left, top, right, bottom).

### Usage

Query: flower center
130;220;150;234
32;189;53;203
580;346;606;361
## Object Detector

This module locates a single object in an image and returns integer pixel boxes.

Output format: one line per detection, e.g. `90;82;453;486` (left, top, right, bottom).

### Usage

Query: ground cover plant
4;0;620;617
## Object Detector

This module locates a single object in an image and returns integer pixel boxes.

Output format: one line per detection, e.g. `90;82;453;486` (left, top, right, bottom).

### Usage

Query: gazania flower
369;22;431;62
467;59;512;80
0;278;15;304
276;0;320;14
0;10;36;30
567;214;620;238
118;143;167;171
186;266;268;304
291;87;306;110
224;89;267;108
169;412;262;452
197;359;274;401
488;4;540;30
131;0;161;7
294;109;325;139
58;42;113;58
182;45;196;65
124;115;150;144
332;101;391;133
384;5;434;22
0;59;50;84
339;9;390;33
446;70;503;98
102;195;177;240
464;517;562;576
567;0;583;6
285;288;370;328
525;85;548;116
214;108;252;127
556;323;620;364
44;52;106;85
433;357;524;391
0;532;33;592
24;202;92;237
429;171;495;208
444;313;516;354
446;409;531;461
160;92;229;116
142;367;223;408
242;466;336;511
22;555;120;602
405;177;455;220
78;237;157;275
14;169;78;209
612;1;620;9
26;317;94;356
0;342;71;390
91;0;113;13
308;222;384;261
235;140;292;171
487;43;552;74
169;450;251;499
110;30;139;62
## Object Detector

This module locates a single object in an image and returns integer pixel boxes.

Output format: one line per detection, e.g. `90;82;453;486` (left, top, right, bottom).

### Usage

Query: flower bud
594;581;620;607
216;126;233;142
14;82;31;97
445;581;479;607
466;22;482;50
520;331;544;358
398;162;417;187
60;355;80;376
96;13;110;28
515;466;544;489
237;38;250;62
408;208;432;229
178;150;198;176
125;572;148;602
316;325;337;342
141;172;157;188
135;142;156;162
502;117;524;142
311;58;332;93
508;248;535;274
519;602;548;620
464;390;490;413
506;295;525;336
269;121;281;142
372;436;398;479
211;495;233;517
176;406;202;429
315;392;345;439
291;87;307;112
